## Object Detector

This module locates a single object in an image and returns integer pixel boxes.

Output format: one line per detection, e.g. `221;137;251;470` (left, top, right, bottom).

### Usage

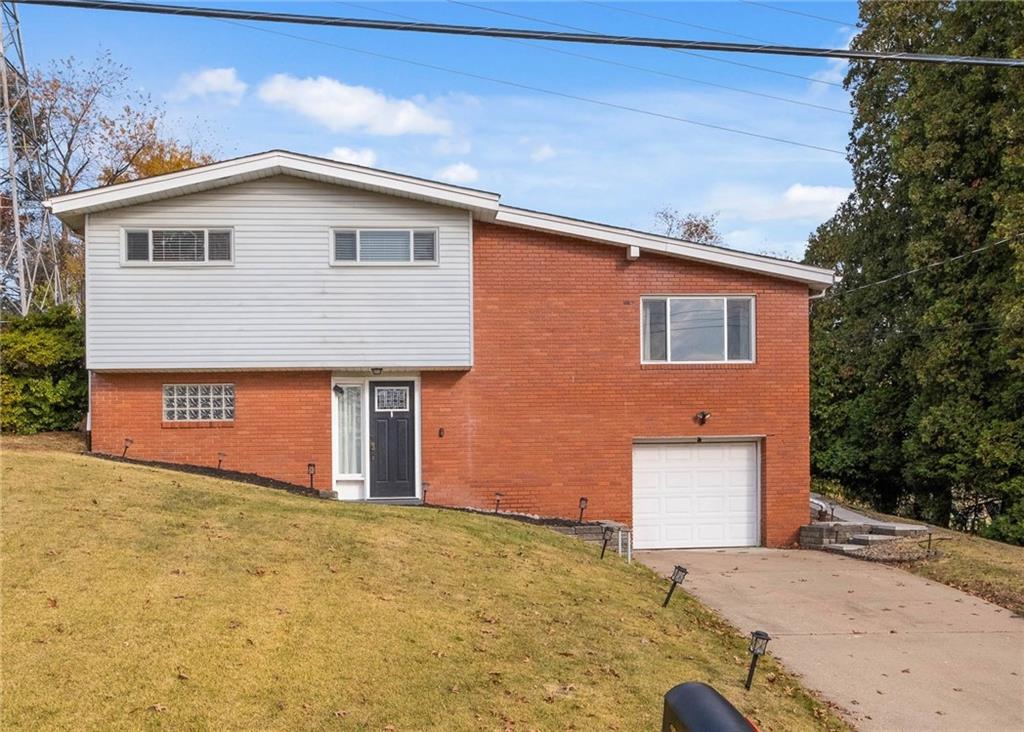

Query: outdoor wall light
662;565;688;607
307;462;316;490
371;368;383;375
695;410;712;426
438;427;445;438
122;437;133;458
744;630;771;690
494;492;503;513
217;452;226;470
333;384;345;396
578;496;589;524
600;526;615;559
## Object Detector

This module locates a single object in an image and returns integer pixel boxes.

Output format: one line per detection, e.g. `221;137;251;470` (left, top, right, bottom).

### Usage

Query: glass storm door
369;381;416;498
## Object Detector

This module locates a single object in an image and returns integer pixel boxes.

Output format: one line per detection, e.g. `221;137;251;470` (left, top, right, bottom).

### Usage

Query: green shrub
1;307;86;434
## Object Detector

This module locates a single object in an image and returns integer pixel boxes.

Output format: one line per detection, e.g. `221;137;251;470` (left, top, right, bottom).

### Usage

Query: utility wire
338;1;850;115
741;1;856;28
821;235;1021;299
16;0;1024;67
97;5;848;154
450;0;844;87
583;0;782;44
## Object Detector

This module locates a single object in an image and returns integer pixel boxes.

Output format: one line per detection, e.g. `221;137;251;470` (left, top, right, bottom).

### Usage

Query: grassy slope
1;436;846;731
847;503;1024;616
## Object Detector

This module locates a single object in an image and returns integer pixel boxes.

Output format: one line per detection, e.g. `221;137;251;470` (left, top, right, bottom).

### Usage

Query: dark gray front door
369;380;416;498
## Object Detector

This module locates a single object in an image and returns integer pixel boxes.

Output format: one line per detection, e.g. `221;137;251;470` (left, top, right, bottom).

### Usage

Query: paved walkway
638;548;1024;732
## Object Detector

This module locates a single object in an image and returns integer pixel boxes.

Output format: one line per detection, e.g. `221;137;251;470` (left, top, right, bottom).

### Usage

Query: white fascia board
45;151;501;232
494;206;835;289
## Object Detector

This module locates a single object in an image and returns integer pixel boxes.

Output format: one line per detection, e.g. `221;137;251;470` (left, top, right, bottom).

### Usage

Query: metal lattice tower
2;0;61;315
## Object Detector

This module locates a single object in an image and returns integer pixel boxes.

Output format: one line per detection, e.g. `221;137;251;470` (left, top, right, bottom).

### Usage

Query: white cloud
707;183;850;222
530;143;556;162
435;162;479;184
782;183;850;214
433;137;472;155
169;68;247;105
258;74;451;136
327;146;378;167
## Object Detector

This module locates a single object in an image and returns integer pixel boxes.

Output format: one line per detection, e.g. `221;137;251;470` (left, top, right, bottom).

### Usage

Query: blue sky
22;1;860;258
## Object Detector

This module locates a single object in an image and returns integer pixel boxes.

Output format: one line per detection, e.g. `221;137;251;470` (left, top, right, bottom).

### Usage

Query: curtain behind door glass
337;386;362;474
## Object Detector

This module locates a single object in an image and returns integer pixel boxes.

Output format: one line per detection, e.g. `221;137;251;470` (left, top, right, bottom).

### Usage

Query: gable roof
45;149;833;290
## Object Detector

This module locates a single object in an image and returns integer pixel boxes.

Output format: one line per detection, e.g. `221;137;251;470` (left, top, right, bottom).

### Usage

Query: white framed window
334;384;363;476
642;296;755;363
162;384;235;421
124;228;233;265
331;228;437;265
375;386;409;412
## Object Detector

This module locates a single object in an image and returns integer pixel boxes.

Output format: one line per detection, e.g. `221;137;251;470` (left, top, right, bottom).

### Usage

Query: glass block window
125;229;233;264
331;229;437;264
642;297;755;363
162;384;235;421
375;386;409;412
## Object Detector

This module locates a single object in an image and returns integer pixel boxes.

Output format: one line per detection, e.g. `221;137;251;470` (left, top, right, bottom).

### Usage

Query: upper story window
124;229;233;265
642;296;755;363
332;228;437;265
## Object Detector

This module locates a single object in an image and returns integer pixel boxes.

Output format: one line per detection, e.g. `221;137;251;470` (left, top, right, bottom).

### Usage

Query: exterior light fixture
695;410;711;426
333;384;345;396
122;437;133;458
494;492;503;513
663;565;688;607
218;452;226;470
307;462;316;490
371;368;383;375
744;630;771;690
927;530;933;557
600;526;614;559
578;496;588;524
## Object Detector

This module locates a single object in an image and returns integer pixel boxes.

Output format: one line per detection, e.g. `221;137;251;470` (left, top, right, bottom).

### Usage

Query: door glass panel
670;298;724;361
375;386;409;411
336;385;362;474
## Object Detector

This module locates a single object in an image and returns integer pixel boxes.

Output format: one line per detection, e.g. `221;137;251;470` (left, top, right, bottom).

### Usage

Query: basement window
163;384;235;421
331;229;437;264
124;229;233;265
642;296;755;363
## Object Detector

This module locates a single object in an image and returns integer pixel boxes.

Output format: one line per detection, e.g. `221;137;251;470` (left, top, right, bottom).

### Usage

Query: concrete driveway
638;548;1024;732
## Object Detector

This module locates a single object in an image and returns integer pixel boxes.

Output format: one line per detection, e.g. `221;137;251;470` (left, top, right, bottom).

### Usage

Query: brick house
47;151;832;548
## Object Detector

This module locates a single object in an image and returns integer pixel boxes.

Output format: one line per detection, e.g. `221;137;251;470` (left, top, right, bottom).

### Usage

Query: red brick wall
90;371;333;491
421;222;811;547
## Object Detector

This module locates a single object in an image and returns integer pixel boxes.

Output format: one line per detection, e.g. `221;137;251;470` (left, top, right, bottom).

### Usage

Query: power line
583;1;781;44
100;5;848;154
741;1;856;28
821;235;1021;299
338;1;850;116
16;0;1024;67
450;0;845;88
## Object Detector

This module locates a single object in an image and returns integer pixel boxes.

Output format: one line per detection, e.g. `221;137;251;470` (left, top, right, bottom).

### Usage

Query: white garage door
632;442;759;549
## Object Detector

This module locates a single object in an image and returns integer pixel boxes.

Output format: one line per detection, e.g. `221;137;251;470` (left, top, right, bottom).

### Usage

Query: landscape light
600;526;614;559
662;565;688;607
307;462;316;490
421;484;429;505
217;452;226;470
122;437;133;458
578;496;588;524
494;492;503;514
744;630;771;690
927;530;933;557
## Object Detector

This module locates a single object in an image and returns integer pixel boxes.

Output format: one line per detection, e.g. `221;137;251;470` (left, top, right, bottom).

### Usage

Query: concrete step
823;543;866;555
850;533;896;546
869;524;928;537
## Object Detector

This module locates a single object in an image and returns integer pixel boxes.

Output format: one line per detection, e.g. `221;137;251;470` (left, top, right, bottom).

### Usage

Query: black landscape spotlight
600;526;614;559
494;492;503;513
217;452;226;470
307;462;316;490
663;565;688;607
744;630;771;690
122;437;133;458
578;496;588;524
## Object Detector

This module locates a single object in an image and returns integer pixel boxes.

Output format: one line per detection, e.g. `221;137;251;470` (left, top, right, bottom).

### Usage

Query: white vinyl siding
642;296;755;364
86;175;472;369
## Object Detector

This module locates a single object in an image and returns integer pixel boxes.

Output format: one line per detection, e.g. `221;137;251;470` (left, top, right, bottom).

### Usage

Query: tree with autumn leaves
805;2;1024;542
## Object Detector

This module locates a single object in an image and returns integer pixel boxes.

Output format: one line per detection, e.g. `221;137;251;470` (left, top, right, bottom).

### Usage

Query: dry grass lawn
2;434;847;730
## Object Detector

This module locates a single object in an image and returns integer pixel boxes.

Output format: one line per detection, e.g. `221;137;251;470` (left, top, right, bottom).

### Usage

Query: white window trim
330;374;422;499
120;227;235;267
328;227;439;267
640;295;757;365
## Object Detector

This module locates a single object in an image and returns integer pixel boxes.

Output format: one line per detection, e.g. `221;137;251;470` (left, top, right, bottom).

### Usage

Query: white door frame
330;372;422;501
631;437;762;549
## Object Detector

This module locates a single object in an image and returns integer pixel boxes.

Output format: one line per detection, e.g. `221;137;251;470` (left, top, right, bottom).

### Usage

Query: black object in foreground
662;681;754;732
663;565;688;607
744;630;771;690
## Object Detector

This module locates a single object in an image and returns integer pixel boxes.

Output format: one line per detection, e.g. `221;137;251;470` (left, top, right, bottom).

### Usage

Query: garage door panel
632;442;759;549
